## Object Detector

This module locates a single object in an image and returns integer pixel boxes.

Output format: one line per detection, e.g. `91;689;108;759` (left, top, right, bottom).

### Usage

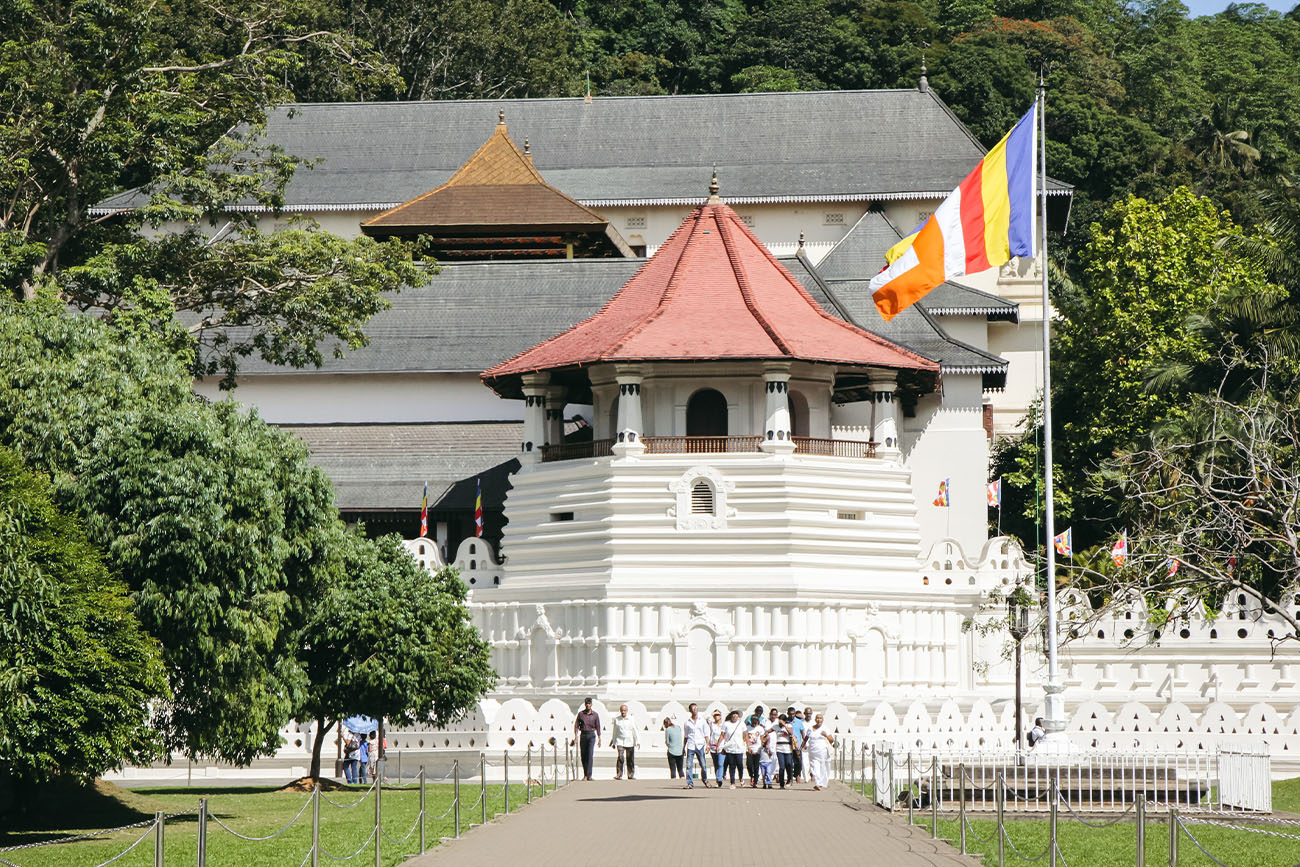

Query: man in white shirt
610;704;639;780
682;703;710;789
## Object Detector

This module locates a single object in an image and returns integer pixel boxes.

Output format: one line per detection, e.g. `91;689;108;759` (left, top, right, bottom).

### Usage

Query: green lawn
908;777;1300;867
0;780;541;867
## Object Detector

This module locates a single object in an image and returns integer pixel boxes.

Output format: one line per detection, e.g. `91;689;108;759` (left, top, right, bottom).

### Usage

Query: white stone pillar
543;384;567;447
521;373;549;464
868;370;902;460
760;361;795;454
612;366;645;456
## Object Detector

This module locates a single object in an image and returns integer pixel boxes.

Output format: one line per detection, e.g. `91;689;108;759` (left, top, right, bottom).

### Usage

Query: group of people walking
572;699;836;790
342;731;383;784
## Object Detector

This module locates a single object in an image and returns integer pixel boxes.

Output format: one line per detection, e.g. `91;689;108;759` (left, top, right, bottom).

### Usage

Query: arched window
787;390;810;438
686;388;728;436
691;480;715;515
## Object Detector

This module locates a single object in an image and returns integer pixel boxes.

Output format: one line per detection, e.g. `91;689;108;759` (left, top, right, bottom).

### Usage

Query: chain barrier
379;811;424;846
1181;815;1300;843
0;815;161;853
961;811;999;846
1056;792;1139;828
319;780;378;809
204;791;314;841
999;824;1053;863
319;825;378;863
1173;815;1233;867
89;822;160;867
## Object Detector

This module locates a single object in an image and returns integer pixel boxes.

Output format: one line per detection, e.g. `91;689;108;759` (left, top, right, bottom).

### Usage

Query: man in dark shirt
574;697;601;780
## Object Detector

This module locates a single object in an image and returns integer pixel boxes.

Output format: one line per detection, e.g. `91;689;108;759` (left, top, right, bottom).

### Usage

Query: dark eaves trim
925;306;1020;323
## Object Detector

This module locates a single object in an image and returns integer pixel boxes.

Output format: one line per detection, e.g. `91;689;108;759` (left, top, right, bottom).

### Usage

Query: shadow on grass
0;779;162;844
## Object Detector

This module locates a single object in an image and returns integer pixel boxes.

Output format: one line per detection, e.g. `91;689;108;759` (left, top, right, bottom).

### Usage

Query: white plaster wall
902;374;989;556
196;372;519;424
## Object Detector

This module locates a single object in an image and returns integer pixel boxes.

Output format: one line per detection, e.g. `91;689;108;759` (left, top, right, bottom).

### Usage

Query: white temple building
94;88;1300;765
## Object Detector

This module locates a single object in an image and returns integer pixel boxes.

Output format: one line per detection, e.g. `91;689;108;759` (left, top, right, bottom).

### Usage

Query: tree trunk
310;718;335;781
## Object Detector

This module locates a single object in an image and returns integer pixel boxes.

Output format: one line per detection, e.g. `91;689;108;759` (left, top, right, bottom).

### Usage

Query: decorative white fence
868;743;1271;814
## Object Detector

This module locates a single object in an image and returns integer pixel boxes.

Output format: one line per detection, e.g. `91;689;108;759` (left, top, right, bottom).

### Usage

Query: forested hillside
292;0;1300;234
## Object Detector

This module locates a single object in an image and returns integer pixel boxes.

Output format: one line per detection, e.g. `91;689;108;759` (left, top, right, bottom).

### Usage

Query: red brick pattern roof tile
483;203;940;379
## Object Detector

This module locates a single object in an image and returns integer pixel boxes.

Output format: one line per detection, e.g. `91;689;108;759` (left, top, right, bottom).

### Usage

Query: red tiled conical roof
483;201;939;386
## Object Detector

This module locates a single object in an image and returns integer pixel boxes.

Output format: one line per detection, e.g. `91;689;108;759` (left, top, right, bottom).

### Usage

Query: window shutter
691;481;714;515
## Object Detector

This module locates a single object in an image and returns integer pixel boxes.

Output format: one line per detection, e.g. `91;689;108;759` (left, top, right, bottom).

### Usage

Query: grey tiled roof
818;212;1018;320
97;90;1071;212
235;253;1000;378
279;421;526;511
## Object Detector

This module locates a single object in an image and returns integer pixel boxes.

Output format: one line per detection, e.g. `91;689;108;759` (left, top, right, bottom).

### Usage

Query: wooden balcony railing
641;435;763;454
539;438;615;462
792;436;877;459
539;435;878;462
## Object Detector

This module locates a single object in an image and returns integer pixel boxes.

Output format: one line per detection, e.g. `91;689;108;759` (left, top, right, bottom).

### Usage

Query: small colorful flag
1053;528;1073;557
933;478;950;507
1228;556;1237;575
419;481;428;538
474;478;484;538
1166;557;1179;577
987;478;1002;508
1110;531;1127;568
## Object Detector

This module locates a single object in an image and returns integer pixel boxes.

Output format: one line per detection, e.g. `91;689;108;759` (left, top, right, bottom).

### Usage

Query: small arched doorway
787;390;810;438
686;388;728;436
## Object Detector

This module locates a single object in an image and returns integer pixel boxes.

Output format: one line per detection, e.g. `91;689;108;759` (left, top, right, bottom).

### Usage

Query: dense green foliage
0;299;347;763
298;534;495;778
0;0;427;383
0;448;166;788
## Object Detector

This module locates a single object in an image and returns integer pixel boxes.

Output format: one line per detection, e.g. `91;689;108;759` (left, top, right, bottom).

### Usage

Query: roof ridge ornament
919;54;929;94
498;108;506;126
707;167;721;204
798;230;805;250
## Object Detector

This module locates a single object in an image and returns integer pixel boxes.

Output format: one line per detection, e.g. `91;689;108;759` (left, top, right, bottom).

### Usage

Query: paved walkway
407;778;980;867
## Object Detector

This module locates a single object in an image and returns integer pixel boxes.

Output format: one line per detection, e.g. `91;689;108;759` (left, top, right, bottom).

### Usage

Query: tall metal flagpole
1037;73;1066;741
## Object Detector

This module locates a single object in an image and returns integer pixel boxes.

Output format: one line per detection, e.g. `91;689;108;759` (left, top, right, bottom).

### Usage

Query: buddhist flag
1166;557;1179;577
1053;528;1072;557
420;481;428;537
933;478;950;507
869;104;1038;321
1110;531;1127;568
474;477;484;538
987;478;1002;508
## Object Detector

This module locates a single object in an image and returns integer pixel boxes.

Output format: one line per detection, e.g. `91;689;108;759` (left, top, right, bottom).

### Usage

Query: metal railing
792;436;877;458
865;743;1271;815
0;743;573;867
539;438;614;462
641;435;763;454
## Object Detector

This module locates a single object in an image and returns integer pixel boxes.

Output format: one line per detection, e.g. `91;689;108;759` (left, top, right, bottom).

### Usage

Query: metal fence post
931;763;939;838
996;769;1006;867
1049;770;1059;867
310;788;319;867
1136;796;1146;867
959;763;967;855
527;745;533;804
907;752;915;825
374;763;382;867
888;748;895;810
565;740;570;784
453;759;461;838
480;753;488;825
397;749;402;784
197;798;207;867
154;811;165;867
504;750;510;815
418;766;426;854
553;741;558;791
1168;807;1178;867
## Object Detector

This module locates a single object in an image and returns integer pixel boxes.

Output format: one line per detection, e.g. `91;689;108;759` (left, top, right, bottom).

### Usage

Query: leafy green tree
0;0;426;383
297;534;495;781
998;189;1276;554
0;299;347;764
0;447;167;789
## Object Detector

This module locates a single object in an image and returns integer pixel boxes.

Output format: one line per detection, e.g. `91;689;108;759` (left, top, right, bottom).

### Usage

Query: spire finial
707;167;721;203
498;108;506;125
798;230;805;250
524;137;530;154
919;54;929;93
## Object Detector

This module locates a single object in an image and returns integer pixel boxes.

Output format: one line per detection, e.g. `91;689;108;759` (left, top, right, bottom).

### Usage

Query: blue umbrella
343;715;378;735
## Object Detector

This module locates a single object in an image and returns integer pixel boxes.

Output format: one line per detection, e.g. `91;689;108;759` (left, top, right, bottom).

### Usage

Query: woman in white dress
805;713;834;790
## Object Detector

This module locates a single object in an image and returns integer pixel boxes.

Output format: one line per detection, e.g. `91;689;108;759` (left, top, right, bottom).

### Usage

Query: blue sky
1181;0;1295;15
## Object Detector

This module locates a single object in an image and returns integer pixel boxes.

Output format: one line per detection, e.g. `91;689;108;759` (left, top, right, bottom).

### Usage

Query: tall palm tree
1185;96;1262;177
